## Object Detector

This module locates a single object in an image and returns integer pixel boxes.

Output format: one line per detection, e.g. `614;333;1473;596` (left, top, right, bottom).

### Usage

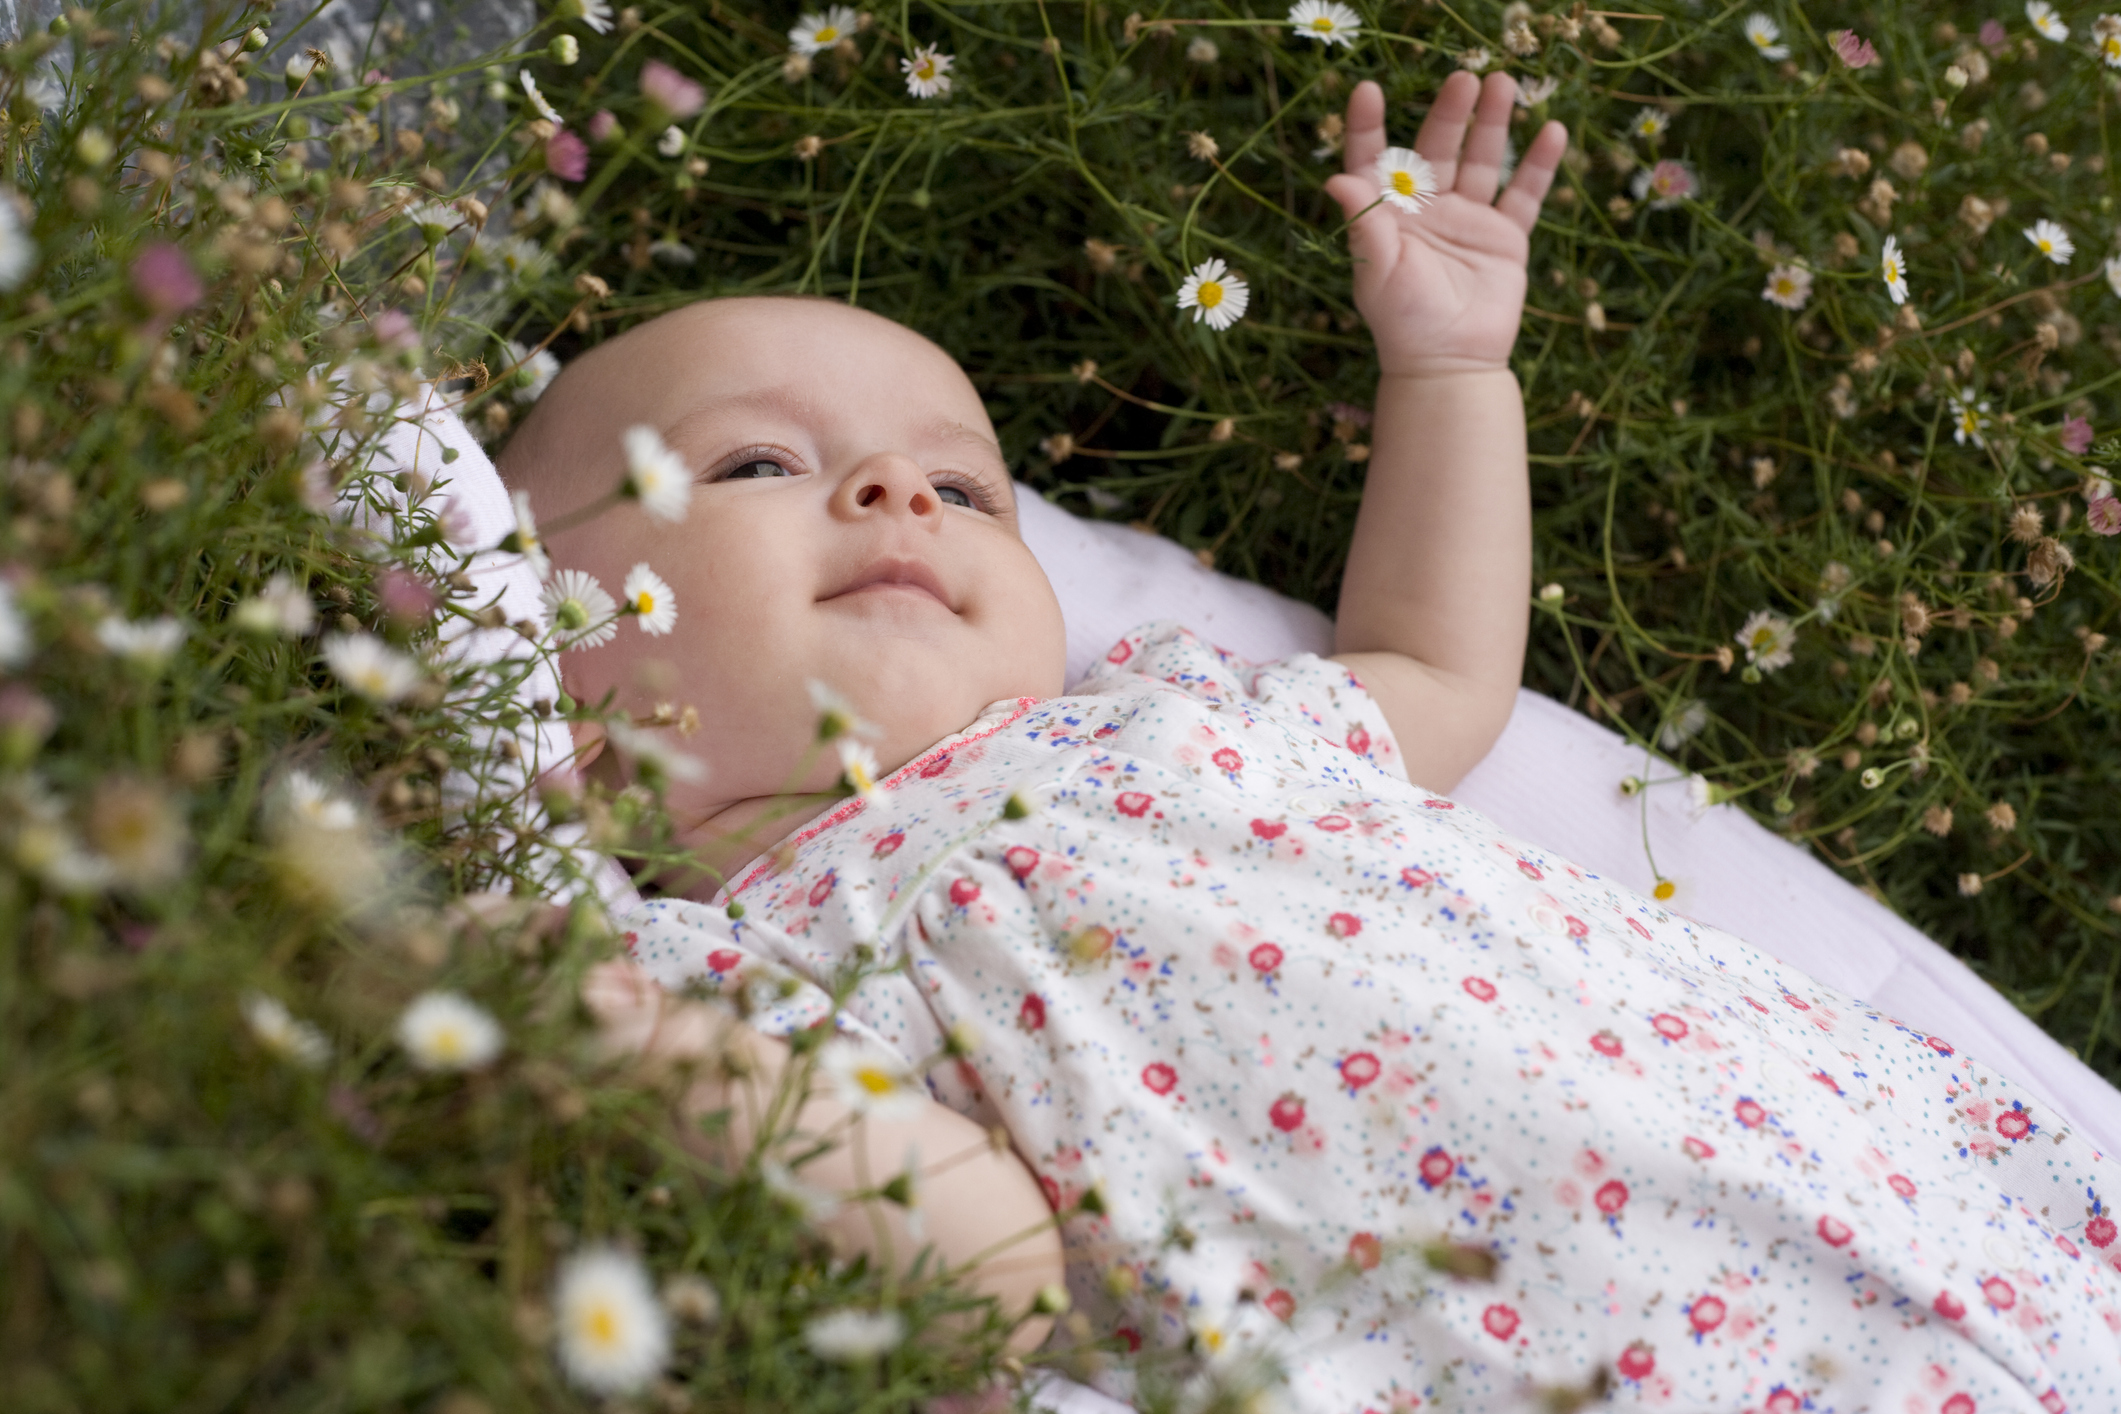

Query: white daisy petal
804;1308;906;1363
1375;147;1438;215
323;633;422;702
2024;218;2074;266
1175;256;1250;333
1743;12;1789;59
554;1247;671;1394
2027;1;2069;40
397;990;505;1072
1734;609;1796;672
622;424;693;522
818;1035;926;1118
540;568;620;649
1761;263;1812;310
1285;0;1361;48
1880;235;1908;306
901;44;954;98
622;562;677;635
788;4;859;56
520;70;564;125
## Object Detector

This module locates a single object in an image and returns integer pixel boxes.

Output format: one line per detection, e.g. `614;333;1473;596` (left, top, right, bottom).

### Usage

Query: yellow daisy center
815;24;838;41
2106;35;2120;57
1310;16;1334;31
915;58;935;78
2039;238;2055;252
1750;628;1775;649
586;1304;619;1348
1884;259;1899;280
634;591;654;613
855;1065;896;1096
1390;170;1416;197
1653;880;1675;900
431;1027;466;1060
1775;277;1795;296
1196;279;1224;308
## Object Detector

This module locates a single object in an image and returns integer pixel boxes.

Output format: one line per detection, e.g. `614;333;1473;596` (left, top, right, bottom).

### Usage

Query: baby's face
507;297;1067;812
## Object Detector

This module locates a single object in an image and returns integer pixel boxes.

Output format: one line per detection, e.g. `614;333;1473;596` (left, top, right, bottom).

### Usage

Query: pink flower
1590;1030;1623;1058
1141;1061;1177;1095
1682;1136;1715;1160
1634;158;1697;208
1005;845;1038;879
2087;1214;2117;1248
874;830;904;857
2057;1234;2080;1259
1262;1288;1296;1322
1888;1173;1917;1198
1481;1303;1519;1340
1516;859;1544;880
377;568;438;623
948;877;980;906
1400;866;1434;888
1981;1276;2016;1310
1347;724;1371;755
1816;1214;1854;1247
132;242;203;314
1687;1293;1726;1334
587;109;620;143
809;872;838;906
1250;818;1287;840
1933;1290;1967;1321
1651;1012;1689;1040
545;128;589;181
640;58;705;118
1925;1034;1956;1055
1595;1179;1629;1215
1978;18;2010;54
2061;416;2095;454
1019;994;1045;1031
1829;29;1878;67
1615;1342;1655;1379
2087;496;2121;535
1211;747;1243;773
1248;942;1284;973
369;308;420;351
1462;976;1496;1002
1269;1093;1306;1132
1323;401;1373;427
1327;911;1362;938
1941;1397;1976;1414
1341;1051;1381;1089
1734;1098;1766;1128
1315;814;1351;832
1765;1392;1801;1414
1115;791;1153;817
1347;1231;1382;1270
1417;1146;1455;1189
1996;1107;2032;1140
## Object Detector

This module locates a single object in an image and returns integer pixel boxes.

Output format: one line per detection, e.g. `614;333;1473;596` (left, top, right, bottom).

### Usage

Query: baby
502;76;2119;1413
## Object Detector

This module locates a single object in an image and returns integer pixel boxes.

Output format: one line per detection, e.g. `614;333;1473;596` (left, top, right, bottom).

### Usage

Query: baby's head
499;296;1066;829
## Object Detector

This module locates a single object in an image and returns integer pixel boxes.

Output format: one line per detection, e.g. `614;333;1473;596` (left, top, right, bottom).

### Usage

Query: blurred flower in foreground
1742;13;1788;59
1950;389;1991;447
520;70;563;124
541;569;619;649
621;424;692;522
1375;148;1438;215
131;243;203;316
1632;159;1696;209
2100;15;2121;66
86;774;187;889
1630;108;1669;141
560;0;614;33
656;124;685;157
502;489;552;579
819;1035;926;1117
398;991;505;1071
1658;699;1709;750
546;128;589;181
1514;75;1558;106
605;720;708;785
0;188;36;291
803;1308;906;1363
1735;609;1795;672
807;679;882;740
1286;0;1361;48
506;340;561;403
242;992;332;1068
640;58;706;117
788;6;858;56
2060;415;2094;454
1880;235;1908;305
233;574;317;636
1176;257;1249;332
323;632;422;701
902;45;953;97
1761;264;1811;310
2087;495;2121;535
1828;29;1878;67
97;615;186;670
836;737;880;797
554;1247;670;1394
2027;1;2068;41
621;563;677;635
265;769;388;915
2024;219;2073;265
0;582;30;667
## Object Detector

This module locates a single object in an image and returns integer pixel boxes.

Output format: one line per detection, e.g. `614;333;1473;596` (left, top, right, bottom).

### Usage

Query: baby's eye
936;484;974;509
725;457;792;480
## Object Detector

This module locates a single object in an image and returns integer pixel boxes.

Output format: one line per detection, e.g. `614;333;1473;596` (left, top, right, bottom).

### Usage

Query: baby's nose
841;454;939;519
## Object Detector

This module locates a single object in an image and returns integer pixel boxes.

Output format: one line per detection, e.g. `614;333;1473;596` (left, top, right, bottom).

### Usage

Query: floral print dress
625;624;2121;1413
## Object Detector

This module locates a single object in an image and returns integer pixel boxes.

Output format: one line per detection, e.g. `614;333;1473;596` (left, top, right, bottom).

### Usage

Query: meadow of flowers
4;0;2120;1408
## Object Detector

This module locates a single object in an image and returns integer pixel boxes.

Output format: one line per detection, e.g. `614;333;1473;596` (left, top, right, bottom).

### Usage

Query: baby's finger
1451;73;1520;207
1324;171;1398;281
1493;119;1568;233
1410;69;1481;191
1340;80;1387;188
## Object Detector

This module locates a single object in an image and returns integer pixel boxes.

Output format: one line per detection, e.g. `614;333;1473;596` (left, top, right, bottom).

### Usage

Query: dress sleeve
1077;619;1407;783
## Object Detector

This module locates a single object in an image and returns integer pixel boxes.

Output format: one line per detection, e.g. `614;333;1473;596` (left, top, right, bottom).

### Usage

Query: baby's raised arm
1323;74;1567;792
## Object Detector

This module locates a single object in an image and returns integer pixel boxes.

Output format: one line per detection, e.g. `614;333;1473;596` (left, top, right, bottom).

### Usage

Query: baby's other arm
1322;75;1567;793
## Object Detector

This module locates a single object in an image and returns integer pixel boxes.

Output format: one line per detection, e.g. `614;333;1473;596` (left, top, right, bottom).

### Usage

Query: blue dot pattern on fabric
624;622;2121;1413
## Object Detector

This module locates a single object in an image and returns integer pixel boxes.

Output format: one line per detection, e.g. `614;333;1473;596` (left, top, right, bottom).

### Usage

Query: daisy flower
1375;147;1439;214
563;0;615;33
554;1247;671;1395
397;990;505;1071
0;188;37;292
2107;254;2121;297
520;70;564;125
2027;1;2068;40
503;488;551;580
242;992;332;1068
1880;235;1908;305
606;720;708;786
1734;609;1796;672
762;1158;843;1221
1828;28;1878;68
621;563;677;635
97;615;187;669
639;59;706;118
837;737;880;797
1286;0;1361;48
901;45;953;98
1176;257;1250;332
1630;107;1670;140
1761;263;1812;310
1950;388;1992;447
807;680;882;741
0;582;27;667
804;1309;907;1363
2100;15;2121;67
278;770;361;833
1658;699;1710;750
506;340;561;404
2024;218;2073;265
656;124;686;157
621;424;692;522
1514;75;1559;107
788;5;858;55
541;568;620;650
1742;13;1788;59
818;1035;927;1118
1630;158;1697;209
488;233;556;286
2088;495;2121;534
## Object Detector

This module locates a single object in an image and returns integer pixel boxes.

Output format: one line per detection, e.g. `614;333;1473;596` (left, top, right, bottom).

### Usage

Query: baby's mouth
823;556;955;611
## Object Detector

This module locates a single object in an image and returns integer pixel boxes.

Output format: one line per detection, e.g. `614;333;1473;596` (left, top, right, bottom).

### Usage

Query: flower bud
1944;64;1968;89
724;900;745;920
75;126;113;167
549;34;580;64
244;25;270;50
1538;582;1565;604
1860;767;1884;789
1032;1284;1072;1314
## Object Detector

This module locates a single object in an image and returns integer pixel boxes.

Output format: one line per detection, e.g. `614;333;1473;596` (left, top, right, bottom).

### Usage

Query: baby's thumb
1324;171;1394;270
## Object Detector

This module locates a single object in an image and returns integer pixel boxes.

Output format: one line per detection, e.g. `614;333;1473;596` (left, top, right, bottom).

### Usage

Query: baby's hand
1324;73;1567;379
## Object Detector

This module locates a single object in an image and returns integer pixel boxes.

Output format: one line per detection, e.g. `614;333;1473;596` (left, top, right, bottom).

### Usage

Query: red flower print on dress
2056;1234;2080;1259
1019;994;1047;1031
1816;1215;1854;1247
1682;1136;1716;1160
1417;1147;1455;1189
1615;1342;1655;1380
1462;976;1497;1002
1595;1180;1629;1216
1115;791;1154;817
1687;1294;1727;1335
1942;1394;1976;1414
1269;1094;1306;1132
1316;814;1352;832
1263;1288;1296;1323
1251;819;1287;841
1401;866;1435;888
1481;1304;1519;1340
918;752;953;778
2041;1389;2067;1413
1932;1290;1967;1321
1005;846;1040;880
1925;1034;1955;1056
2086;1214;2117;1248
1980;1276;2016;1310
1590;1030;1623;1057
1565;915;1589;938
1327;912;1363;939
1348;1232;1382;1271
1764;1391;1801;1414
1106;639;1134;664
1422;798;1455;809
1626;917;1653;940
1347;724;1371;756
1888;1174;1917;1199
1781;993;1811;1011
1517;859;1544;881
1341;1052;1381;1090
874;831;905;858
1249;943;1284;973
1141;1062;1178;1095
1744;995;1769;1013
1212;747;1243;774
1038;1175;1062;1210
1651;1013;1689;1040
1734;1098;1766;1128
707;948;743;974
808;872;838;907
1995;1106;2032;1140
949;878;981;906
